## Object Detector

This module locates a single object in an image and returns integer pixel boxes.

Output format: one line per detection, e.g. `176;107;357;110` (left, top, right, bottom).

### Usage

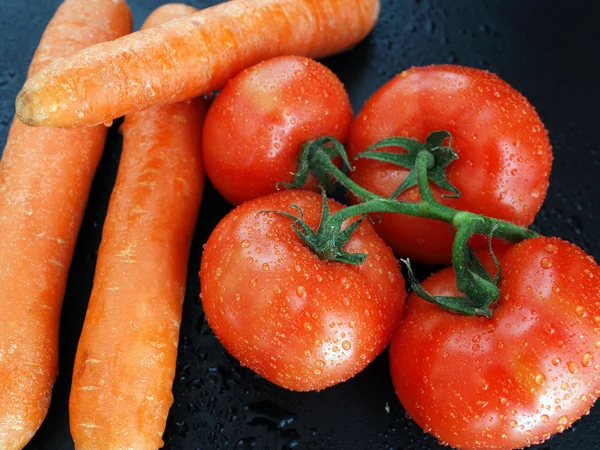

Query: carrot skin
16;0;380;128
0;1;132;449
69;5;206;449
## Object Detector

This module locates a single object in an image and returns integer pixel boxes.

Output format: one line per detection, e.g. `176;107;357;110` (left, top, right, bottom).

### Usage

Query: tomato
203;56;353;205
347;65;553;264
200;190;405;391
389;237;600;449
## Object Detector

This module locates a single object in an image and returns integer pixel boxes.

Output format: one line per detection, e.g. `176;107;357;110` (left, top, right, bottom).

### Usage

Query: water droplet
315;360;325;368
558;415;569;425
544;244;559;254
103;120;113;127
313;368;322;375
535;374;546;386
576;306;586;317
348;321;356;329
296;286;306;298
241;240;251;248
540;257;553;269
552;357;561;366
262;263;270;271
510;420;518;428
342;341;352;351
541;414;550;423
568;361;579;374
216;267;222;276
582;352;594;367
314;339;322;347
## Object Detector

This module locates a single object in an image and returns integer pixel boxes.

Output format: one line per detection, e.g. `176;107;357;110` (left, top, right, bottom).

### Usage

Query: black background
1;0;600;449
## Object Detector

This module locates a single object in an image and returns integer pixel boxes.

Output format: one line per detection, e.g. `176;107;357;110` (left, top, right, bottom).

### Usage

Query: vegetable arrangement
0;0;598;449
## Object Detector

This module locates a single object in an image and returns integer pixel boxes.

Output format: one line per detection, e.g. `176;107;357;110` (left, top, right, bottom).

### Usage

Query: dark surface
1;0;600;449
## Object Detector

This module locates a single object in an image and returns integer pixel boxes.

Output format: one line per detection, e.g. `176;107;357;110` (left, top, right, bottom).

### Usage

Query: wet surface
1;0;600;448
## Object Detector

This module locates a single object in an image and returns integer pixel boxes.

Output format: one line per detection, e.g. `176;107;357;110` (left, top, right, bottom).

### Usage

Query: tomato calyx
404;222;503;317
272;133;538;317
277;136;355;194
260;189;368;265
355;130;460;199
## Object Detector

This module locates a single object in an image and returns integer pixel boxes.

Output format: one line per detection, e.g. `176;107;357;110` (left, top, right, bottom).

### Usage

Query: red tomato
203;56;353;205
390;237;600;449
200;190;406;391
348;65;553;264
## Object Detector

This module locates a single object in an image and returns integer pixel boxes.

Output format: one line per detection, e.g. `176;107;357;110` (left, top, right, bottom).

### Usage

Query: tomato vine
271;132;539;317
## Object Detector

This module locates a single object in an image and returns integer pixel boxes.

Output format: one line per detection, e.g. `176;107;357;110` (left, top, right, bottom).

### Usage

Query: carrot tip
15;87;47;127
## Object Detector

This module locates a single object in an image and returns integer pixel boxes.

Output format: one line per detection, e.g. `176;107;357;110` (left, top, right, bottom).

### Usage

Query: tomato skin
200;190;405;391
348;65;553;264
389;237;600;449
203;56;353;205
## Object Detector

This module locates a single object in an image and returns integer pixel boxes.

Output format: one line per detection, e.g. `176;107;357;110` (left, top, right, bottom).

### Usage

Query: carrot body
69;5;206;449
0;2;132;449
16;0;380;129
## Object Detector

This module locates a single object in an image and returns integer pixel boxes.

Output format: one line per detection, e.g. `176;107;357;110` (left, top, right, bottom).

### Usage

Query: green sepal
402;219;504;317
278;136;355;193
355;131;461;199
402;259;493;317
258;189;367;265
426;130;453;149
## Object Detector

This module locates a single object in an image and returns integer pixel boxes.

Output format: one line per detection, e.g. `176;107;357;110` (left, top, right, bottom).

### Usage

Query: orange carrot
16;0;380;129
69;5;207;448
0;2;132;449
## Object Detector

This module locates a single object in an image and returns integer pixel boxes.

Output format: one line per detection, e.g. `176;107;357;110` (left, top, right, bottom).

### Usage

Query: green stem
276;133;541;317
312;148;536;244
415;151;437;204
312;151;379;202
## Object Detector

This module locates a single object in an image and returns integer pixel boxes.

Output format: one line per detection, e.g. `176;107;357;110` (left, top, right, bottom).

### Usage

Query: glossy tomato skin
348;65;553;264
203;56;353;205
200;190;406;391
390;237;600;449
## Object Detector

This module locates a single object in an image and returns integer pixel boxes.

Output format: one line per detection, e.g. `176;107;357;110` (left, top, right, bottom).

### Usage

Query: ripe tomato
203;56;353;205
200;190;405;391
347;65;553;264
389;237;600;449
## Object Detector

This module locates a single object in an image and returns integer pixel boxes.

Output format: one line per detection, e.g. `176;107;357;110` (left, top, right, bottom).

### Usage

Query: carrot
16;0;380;129
69;5;207;449
0;2;132;449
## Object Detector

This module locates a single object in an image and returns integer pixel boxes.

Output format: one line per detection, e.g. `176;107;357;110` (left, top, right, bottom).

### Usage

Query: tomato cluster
199;56;600;449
